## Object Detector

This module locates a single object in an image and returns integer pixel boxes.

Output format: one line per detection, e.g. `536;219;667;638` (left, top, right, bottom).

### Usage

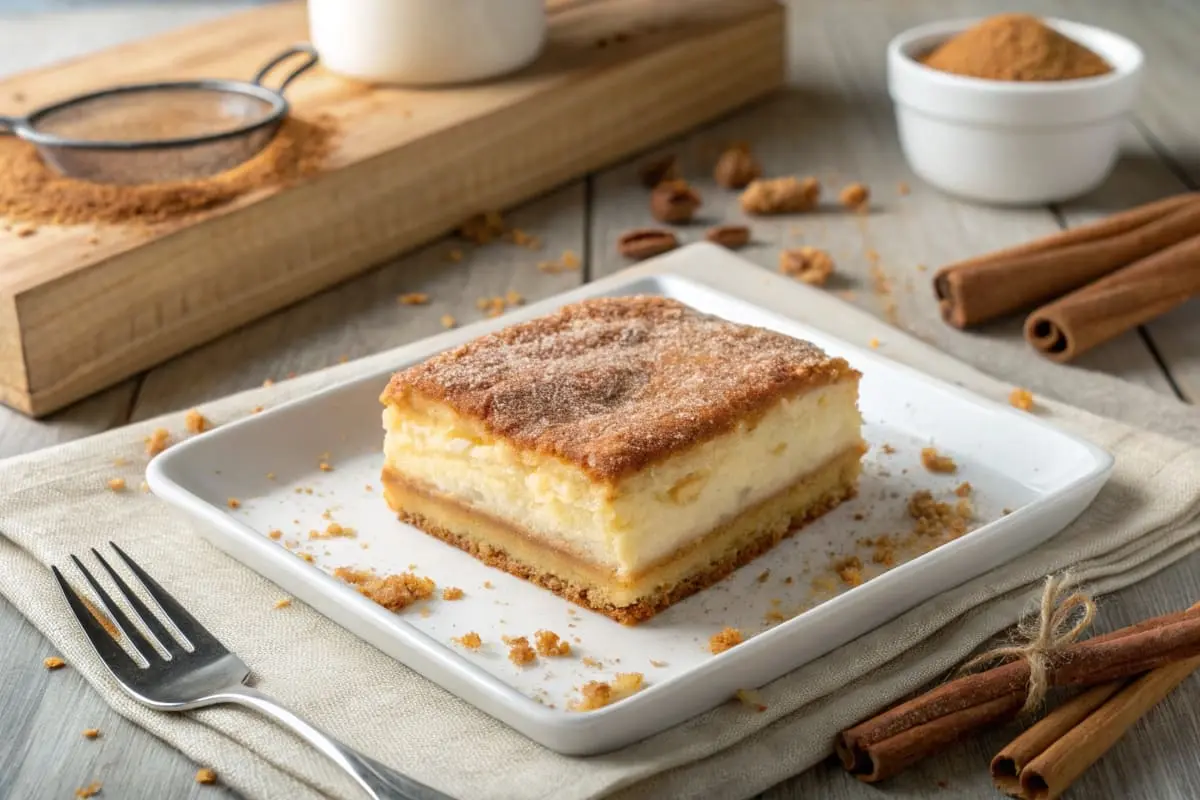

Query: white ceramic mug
307;0;547;86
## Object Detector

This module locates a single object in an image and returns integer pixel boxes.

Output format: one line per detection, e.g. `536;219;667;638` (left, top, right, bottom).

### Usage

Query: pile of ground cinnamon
921;14;1112;82
0;114;337;227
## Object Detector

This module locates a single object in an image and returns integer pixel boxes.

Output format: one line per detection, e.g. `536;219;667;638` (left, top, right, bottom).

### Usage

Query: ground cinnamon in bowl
920;14;1112;82
0;114;338;227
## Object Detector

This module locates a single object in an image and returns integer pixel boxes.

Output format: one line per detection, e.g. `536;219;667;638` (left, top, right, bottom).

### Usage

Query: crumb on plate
534;630;571;657
333;567;435;612
442;586;464;601
1009;388;1035;412
454;631;483;650
503;636;537;666
709;627;743;655
920;447;957;474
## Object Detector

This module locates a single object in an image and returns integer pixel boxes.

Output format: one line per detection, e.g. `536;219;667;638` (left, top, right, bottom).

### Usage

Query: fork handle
215;684;455;800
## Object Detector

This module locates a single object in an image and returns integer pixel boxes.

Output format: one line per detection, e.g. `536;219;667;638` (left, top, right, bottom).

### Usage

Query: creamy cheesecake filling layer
383;448;862;616
382;380;862;577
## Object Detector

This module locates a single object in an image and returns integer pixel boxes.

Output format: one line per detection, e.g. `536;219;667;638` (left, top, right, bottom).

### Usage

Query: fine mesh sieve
0;44;318;185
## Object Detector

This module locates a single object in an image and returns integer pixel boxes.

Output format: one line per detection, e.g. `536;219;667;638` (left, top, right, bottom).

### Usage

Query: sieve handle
252;44;320;95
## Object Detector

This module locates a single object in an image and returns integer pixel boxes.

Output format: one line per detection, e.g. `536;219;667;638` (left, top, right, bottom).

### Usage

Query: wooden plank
0;0;785;418
130;182;586;418
1037;0;1200;403
0;596;218;800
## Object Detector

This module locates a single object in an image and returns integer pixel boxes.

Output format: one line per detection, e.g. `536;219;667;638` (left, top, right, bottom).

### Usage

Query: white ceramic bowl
887;18;1143;205
307;0;546;86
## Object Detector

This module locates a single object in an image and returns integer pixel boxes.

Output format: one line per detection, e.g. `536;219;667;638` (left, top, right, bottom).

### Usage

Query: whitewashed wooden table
2;1;1199;798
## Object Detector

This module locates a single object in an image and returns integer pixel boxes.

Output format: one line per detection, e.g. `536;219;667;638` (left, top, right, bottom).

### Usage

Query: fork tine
52;565;145;668
69;554;159;662
108;543;221;651
91;548;185;655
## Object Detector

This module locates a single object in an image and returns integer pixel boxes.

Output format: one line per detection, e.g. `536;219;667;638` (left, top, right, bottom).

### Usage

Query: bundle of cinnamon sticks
934;193;1200;362
836;602;1200;798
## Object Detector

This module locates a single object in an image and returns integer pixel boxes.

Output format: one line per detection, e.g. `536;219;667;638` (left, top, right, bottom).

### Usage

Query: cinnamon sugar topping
383;297;857;480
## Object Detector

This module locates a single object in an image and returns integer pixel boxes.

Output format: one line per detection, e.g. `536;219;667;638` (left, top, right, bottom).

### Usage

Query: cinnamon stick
1019;653;1200;799
989;682;1124;796
835;607;1200;782
934;193;1200;328
1024;233;1200;362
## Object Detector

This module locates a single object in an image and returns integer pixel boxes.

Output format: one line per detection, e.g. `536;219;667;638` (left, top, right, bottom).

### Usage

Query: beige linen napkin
2;262;1198;800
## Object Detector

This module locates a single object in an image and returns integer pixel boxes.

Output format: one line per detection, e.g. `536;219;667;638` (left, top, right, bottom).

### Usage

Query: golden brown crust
381;296;859;481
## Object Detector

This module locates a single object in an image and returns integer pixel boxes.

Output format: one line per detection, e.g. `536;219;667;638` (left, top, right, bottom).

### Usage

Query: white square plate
148;245;1113;755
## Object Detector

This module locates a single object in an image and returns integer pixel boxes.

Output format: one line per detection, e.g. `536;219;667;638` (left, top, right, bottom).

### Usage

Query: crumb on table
44;656;66;670
195;767;218;785
1009;388;1035;412
107;477;126;492
274;598;292;609
333;566;435;612
226;497;241;509
534;630;571;657
82;728;100;739
454;631;483;650
442;586;464;601
709;627;743;655
74;783;102;799
779;246;835;286
185;409;210;434
440;314;457;329
839;182;870;212
398;292;430;305
920;447;957;474
144;427;170;457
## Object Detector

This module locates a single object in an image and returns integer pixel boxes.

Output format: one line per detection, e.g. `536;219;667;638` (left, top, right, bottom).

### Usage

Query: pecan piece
650;179;702;224
740;176;821;215
713;143;761;189
779;246;835;286
705;224;751;249
638;154;680;189
617;228;679;260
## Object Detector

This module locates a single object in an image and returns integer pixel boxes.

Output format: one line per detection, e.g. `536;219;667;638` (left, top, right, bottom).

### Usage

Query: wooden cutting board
0;0;784;417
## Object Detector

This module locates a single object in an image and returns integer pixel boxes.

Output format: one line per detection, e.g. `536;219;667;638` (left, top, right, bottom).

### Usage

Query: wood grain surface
0;0;784;417
1;1;1198;799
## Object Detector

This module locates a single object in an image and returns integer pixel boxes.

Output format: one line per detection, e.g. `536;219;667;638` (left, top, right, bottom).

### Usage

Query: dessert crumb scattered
107;477;126;492
570;673;645;711
954;482;973;497
649;659;668;668
319;461;334;472
440;314;457;329
74;782;102;799
483;581;494;589
454;632;483;650
920;447;957;474
839;182;870;212
779;246;835;286
227;497;241;509
881;443;896;455
442;587;464;601
582;656;603;668
398;292;430;305
184;409;210;434
538;249;581;273
274;598;292;609
144;427;170;457
503;636;537;666
82;728;100;739
195;768;218;785
756;569;771;583
868;337;880;349
909;489;973;539
268;529;282;540
897;181;910;196
333;566;435;611
709;627;743;655
534;630;571;657
1009;388;1035;411
833;555;864;588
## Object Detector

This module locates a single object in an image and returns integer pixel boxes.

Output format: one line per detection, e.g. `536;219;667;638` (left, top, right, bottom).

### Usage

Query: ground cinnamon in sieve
0;114;338;227
921;14;1112;82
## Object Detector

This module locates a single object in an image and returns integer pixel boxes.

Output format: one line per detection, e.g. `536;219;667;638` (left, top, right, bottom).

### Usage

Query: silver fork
53;542;454;800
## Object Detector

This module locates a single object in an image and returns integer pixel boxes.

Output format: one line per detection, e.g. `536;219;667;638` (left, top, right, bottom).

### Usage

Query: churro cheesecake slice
379;296;865;624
